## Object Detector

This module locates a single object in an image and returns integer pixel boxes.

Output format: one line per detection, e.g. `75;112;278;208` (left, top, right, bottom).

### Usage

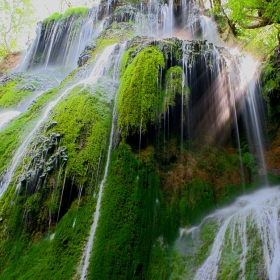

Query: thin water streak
78;44;125;279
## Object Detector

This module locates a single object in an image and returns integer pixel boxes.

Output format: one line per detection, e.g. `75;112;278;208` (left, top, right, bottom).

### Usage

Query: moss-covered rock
162;66;184;113
89;143;158;280
117;46;165;135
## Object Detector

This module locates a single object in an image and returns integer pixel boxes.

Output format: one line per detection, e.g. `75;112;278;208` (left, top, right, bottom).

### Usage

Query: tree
225;0;280;30
209;0;280;55
0;0;35;59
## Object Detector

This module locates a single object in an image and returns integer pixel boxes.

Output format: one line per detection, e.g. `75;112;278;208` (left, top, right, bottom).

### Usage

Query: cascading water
20;6;102;73
0;0;276;279
192;186;280;279
0;44;120;198
200;15;221;45
225;51;267;177
0;110;21;130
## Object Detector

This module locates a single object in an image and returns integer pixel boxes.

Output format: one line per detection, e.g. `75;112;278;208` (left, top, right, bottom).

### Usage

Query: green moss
87;38;120;64
43;7;88;25
0;80;113;278
180;177;215;225
146;240;171;279
245;221;267;279
117;46;165;135
61;7;88;20
0;195;96;280
0;80;33;108
89;143;158;280
43;12;61;24
119;49;131;77
217;224;243;279
162;66;184;113
147;220;218;280
47;84;112;185
195;221;219;266
101;22;134;43
0;86;62;178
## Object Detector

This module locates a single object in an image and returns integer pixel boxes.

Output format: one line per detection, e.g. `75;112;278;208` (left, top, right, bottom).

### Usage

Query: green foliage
240;25;279;58
214;0;279;57
89;143;158;280
263;0;280;24
225;0;280;26
242;152;257;173
117;46;165;135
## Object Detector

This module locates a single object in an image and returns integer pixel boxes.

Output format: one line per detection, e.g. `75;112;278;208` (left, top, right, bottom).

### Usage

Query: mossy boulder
117;46;165;135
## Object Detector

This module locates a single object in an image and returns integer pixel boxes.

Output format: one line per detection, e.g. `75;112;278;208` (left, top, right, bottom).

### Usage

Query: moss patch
117;46;165;135
0;80;33;108
88;143;158;280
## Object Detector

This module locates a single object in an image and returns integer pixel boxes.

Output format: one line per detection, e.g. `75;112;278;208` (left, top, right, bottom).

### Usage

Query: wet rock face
103;6;140;28
0;72;59;92
77;41;97;67
20;127;68;196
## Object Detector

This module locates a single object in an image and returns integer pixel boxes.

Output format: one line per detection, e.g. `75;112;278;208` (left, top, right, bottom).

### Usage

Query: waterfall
20;7;101;72
78;43;124;280
0;0;276;278
200;15;221;45
19;22;42;72
161;0;174;37
0;44;118;198
225;51;267;178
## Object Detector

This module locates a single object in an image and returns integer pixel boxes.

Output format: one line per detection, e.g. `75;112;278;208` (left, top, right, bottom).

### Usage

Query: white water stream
0;110;21;130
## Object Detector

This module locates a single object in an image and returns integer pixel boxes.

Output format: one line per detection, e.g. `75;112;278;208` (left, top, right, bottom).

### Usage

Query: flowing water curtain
20;7;101;72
